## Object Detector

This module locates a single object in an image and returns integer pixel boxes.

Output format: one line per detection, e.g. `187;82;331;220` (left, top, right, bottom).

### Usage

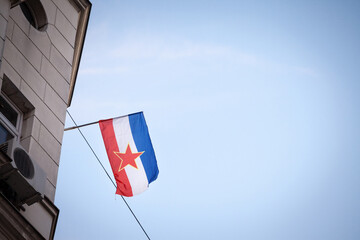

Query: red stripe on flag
99;119;133;196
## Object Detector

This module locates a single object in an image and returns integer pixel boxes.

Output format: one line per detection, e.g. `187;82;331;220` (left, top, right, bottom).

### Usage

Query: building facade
0;0;91;239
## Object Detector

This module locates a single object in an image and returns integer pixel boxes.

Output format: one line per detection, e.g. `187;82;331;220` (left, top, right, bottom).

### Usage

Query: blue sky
55;1;360;239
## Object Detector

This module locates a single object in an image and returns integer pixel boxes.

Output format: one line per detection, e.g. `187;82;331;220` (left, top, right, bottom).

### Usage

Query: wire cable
44;23;151;239
66;110;151;240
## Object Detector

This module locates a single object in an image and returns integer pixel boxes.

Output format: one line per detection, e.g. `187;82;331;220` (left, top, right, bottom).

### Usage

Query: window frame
0;92;23;141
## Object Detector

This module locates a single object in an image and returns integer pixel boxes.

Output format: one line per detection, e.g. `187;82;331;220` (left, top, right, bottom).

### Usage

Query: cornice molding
68;0;92;106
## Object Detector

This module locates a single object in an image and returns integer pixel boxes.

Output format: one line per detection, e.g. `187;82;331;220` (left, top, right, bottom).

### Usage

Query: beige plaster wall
0;0;80;202
0;0;11;70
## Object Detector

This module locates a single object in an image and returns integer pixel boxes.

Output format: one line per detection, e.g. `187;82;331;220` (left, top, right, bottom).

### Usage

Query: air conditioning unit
0;138;46;206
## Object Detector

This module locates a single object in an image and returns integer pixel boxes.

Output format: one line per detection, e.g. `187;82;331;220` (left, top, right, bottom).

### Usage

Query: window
0;93;23;144
20;3;36;28
19;0;48;31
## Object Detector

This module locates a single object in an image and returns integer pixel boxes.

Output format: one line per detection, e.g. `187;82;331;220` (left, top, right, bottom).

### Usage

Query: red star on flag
114;144;144;172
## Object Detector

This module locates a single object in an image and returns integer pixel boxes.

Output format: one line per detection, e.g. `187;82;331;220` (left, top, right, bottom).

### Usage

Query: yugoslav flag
99;112;159;197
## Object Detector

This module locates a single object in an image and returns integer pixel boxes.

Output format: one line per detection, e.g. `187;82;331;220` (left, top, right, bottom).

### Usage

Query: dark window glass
20;3;36;28
0;124;14;144
19;0;48;31
0;96;18;127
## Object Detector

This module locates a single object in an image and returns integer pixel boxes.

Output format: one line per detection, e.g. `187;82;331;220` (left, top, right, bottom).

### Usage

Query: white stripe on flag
113;117;149;195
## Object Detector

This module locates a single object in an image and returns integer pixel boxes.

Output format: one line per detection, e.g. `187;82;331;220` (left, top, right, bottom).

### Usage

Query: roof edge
67;0;92;107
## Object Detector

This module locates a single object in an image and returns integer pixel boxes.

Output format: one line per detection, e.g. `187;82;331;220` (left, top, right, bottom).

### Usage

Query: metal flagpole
64;111;143;131
64;120;99;131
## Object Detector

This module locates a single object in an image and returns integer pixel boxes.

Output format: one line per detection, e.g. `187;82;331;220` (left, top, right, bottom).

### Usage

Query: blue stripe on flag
129;112;159;184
